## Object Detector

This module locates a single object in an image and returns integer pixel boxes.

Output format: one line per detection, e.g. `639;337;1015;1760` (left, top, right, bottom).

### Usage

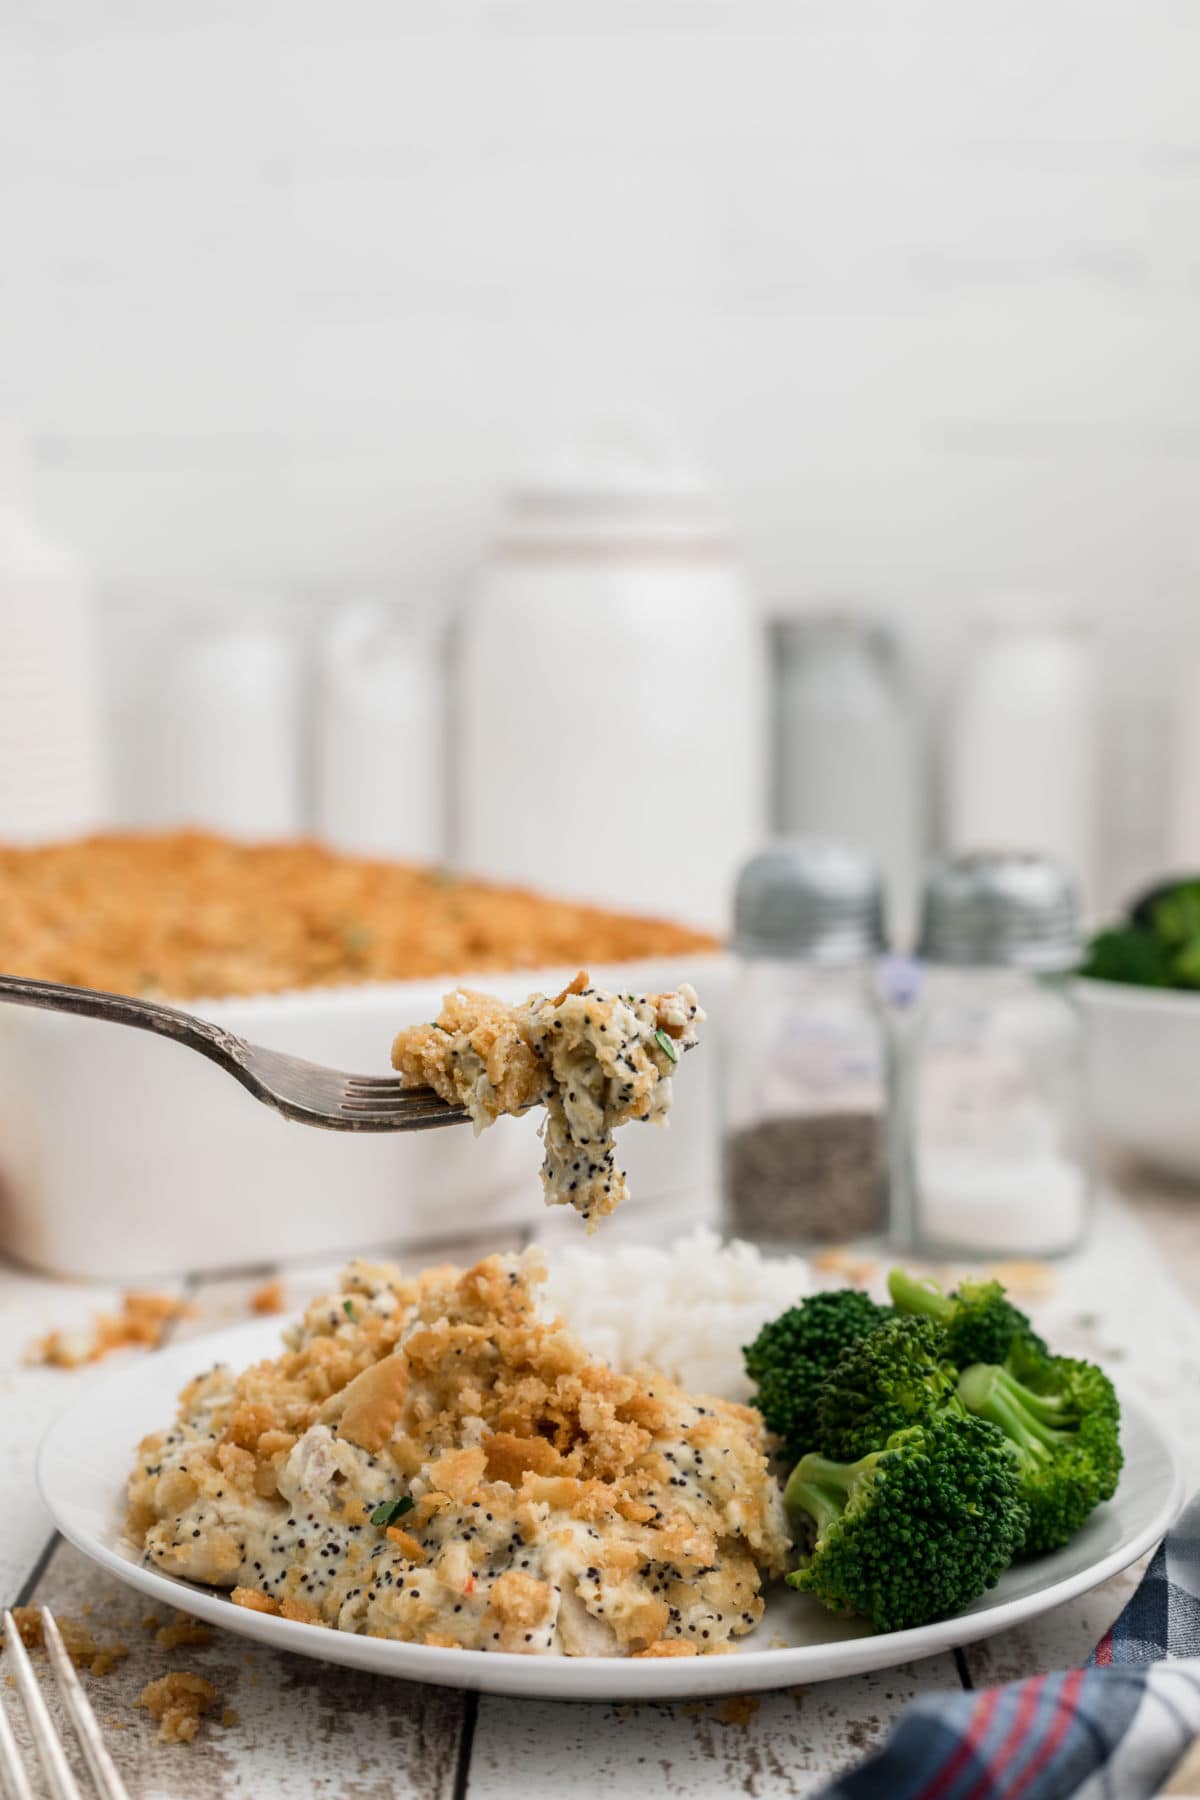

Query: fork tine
0;1688;36;1800
341;1094;455;1108
341;1087;467;1116
342;1076;414;1094
342;1080;451;1103
1;1612;83;1800
40;1613;130;1800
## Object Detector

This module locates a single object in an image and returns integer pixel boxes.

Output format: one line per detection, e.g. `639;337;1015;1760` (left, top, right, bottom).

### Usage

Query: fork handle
0;973;248;1071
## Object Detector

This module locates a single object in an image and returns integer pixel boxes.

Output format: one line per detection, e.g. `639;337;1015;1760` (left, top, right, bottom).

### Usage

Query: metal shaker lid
733;841;888;962
917;850;1080;971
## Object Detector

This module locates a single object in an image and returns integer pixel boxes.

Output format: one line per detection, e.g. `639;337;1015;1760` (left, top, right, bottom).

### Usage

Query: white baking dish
0;954;727;1279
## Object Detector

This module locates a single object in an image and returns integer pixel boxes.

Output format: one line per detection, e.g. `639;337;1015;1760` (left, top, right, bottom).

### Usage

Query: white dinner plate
37;1317;1184;1701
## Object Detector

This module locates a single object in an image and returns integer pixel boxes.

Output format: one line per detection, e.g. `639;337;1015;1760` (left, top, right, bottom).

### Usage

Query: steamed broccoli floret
784;1414;1028;1632
957;1355;1122;1556
743;1289;890;1463
888;1268;1047;1369
815;1316;963;1462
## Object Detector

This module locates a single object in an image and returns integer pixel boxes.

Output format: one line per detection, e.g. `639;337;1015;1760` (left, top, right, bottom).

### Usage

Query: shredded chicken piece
392;971;704;1227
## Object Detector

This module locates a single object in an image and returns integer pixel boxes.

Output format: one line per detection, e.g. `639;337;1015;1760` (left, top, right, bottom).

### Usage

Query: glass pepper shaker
903;851;1088;1259
721;842;891;1249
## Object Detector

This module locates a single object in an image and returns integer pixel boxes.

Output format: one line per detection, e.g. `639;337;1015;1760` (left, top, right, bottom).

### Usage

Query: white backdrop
1;0;1196;897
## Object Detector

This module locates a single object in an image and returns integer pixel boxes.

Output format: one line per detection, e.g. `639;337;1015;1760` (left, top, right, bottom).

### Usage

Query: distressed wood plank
467;1655;964;1798
962;1558;1148;1689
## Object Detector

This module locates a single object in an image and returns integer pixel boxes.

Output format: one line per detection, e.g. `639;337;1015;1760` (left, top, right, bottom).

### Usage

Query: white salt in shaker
721;842;892;1249
904;852;1088;1259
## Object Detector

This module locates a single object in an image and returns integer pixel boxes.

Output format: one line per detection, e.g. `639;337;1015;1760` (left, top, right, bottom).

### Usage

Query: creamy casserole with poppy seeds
126;1252;788;1658
391;972;704;1226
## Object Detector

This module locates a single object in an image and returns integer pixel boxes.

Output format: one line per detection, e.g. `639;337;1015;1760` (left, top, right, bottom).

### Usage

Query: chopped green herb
343;923;373;955
370;1496;415;1528
654;1027;679;1063
342;1298;356;1319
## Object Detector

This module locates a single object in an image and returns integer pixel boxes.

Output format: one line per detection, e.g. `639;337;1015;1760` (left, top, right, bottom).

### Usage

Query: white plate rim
36;1317;1185;1702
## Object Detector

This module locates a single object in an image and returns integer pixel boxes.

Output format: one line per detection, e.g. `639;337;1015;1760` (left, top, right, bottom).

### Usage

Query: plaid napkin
819;1493;1200;1800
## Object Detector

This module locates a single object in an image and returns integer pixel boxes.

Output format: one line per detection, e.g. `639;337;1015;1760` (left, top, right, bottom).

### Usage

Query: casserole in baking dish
0;835;723;1277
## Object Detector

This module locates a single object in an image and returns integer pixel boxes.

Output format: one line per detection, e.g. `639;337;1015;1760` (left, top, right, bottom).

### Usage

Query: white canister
456;422;766;929
148;614;303;838
0;426;108;841
773;614;923;947
316;602;445;862
945;611;1097;904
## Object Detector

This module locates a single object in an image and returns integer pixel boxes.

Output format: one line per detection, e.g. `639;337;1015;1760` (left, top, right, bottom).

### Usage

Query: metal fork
0;974;467;1132
1;1608;130;1800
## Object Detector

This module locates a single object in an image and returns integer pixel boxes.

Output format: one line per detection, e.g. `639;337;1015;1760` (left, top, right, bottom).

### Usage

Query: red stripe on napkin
957;1674;1045;1800
917;1686;1003;1800
1008;1667;1087;1800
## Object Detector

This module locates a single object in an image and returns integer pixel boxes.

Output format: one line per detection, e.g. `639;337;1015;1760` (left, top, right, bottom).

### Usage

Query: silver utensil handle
0;973;247;1069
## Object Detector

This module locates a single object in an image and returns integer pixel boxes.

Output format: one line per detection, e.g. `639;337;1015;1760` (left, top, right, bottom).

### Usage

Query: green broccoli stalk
887;1268;1046;1369
957;1357;1122;1556
784;1414;1028;1633
815;1316;964;1461
743;1289;890;1463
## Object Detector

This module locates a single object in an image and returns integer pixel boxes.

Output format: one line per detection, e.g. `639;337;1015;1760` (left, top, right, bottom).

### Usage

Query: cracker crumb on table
717;1694;761;1728
26;1292;191;1368
249;1279;285;1315
3;1608;129;1677
154;1612;213;1651
138;1671;219;1744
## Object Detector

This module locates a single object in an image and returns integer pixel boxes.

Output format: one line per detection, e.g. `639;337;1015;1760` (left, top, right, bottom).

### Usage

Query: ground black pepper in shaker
721;842;891;1248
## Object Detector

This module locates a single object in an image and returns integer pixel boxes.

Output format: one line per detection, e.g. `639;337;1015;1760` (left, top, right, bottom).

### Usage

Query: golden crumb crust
127;1252;788;1659
0;830;717;1000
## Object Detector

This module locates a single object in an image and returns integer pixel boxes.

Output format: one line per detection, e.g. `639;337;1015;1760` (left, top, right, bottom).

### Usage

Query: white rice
540;1227;814;1403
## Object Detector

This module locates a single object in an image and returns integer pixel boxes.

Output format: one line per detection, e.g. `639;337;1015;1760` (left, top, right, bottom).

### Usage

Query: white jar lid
499;417;730;550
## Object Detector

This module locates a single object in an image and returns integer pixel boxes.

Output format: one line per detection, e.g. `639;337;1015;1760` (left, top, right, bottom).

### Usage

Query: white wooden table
1;1178;1196;1799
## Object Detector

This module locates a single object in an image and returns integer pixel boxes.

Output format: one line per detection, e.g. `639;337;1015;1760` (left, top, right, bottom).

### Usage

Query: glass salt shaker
904;851;1088;1259
721;842;891;1249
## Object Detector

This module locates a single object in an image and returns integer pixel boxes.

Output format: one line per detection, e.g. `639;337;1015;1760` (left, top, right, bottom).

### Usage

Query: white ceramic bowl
1078;976;1200;1181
